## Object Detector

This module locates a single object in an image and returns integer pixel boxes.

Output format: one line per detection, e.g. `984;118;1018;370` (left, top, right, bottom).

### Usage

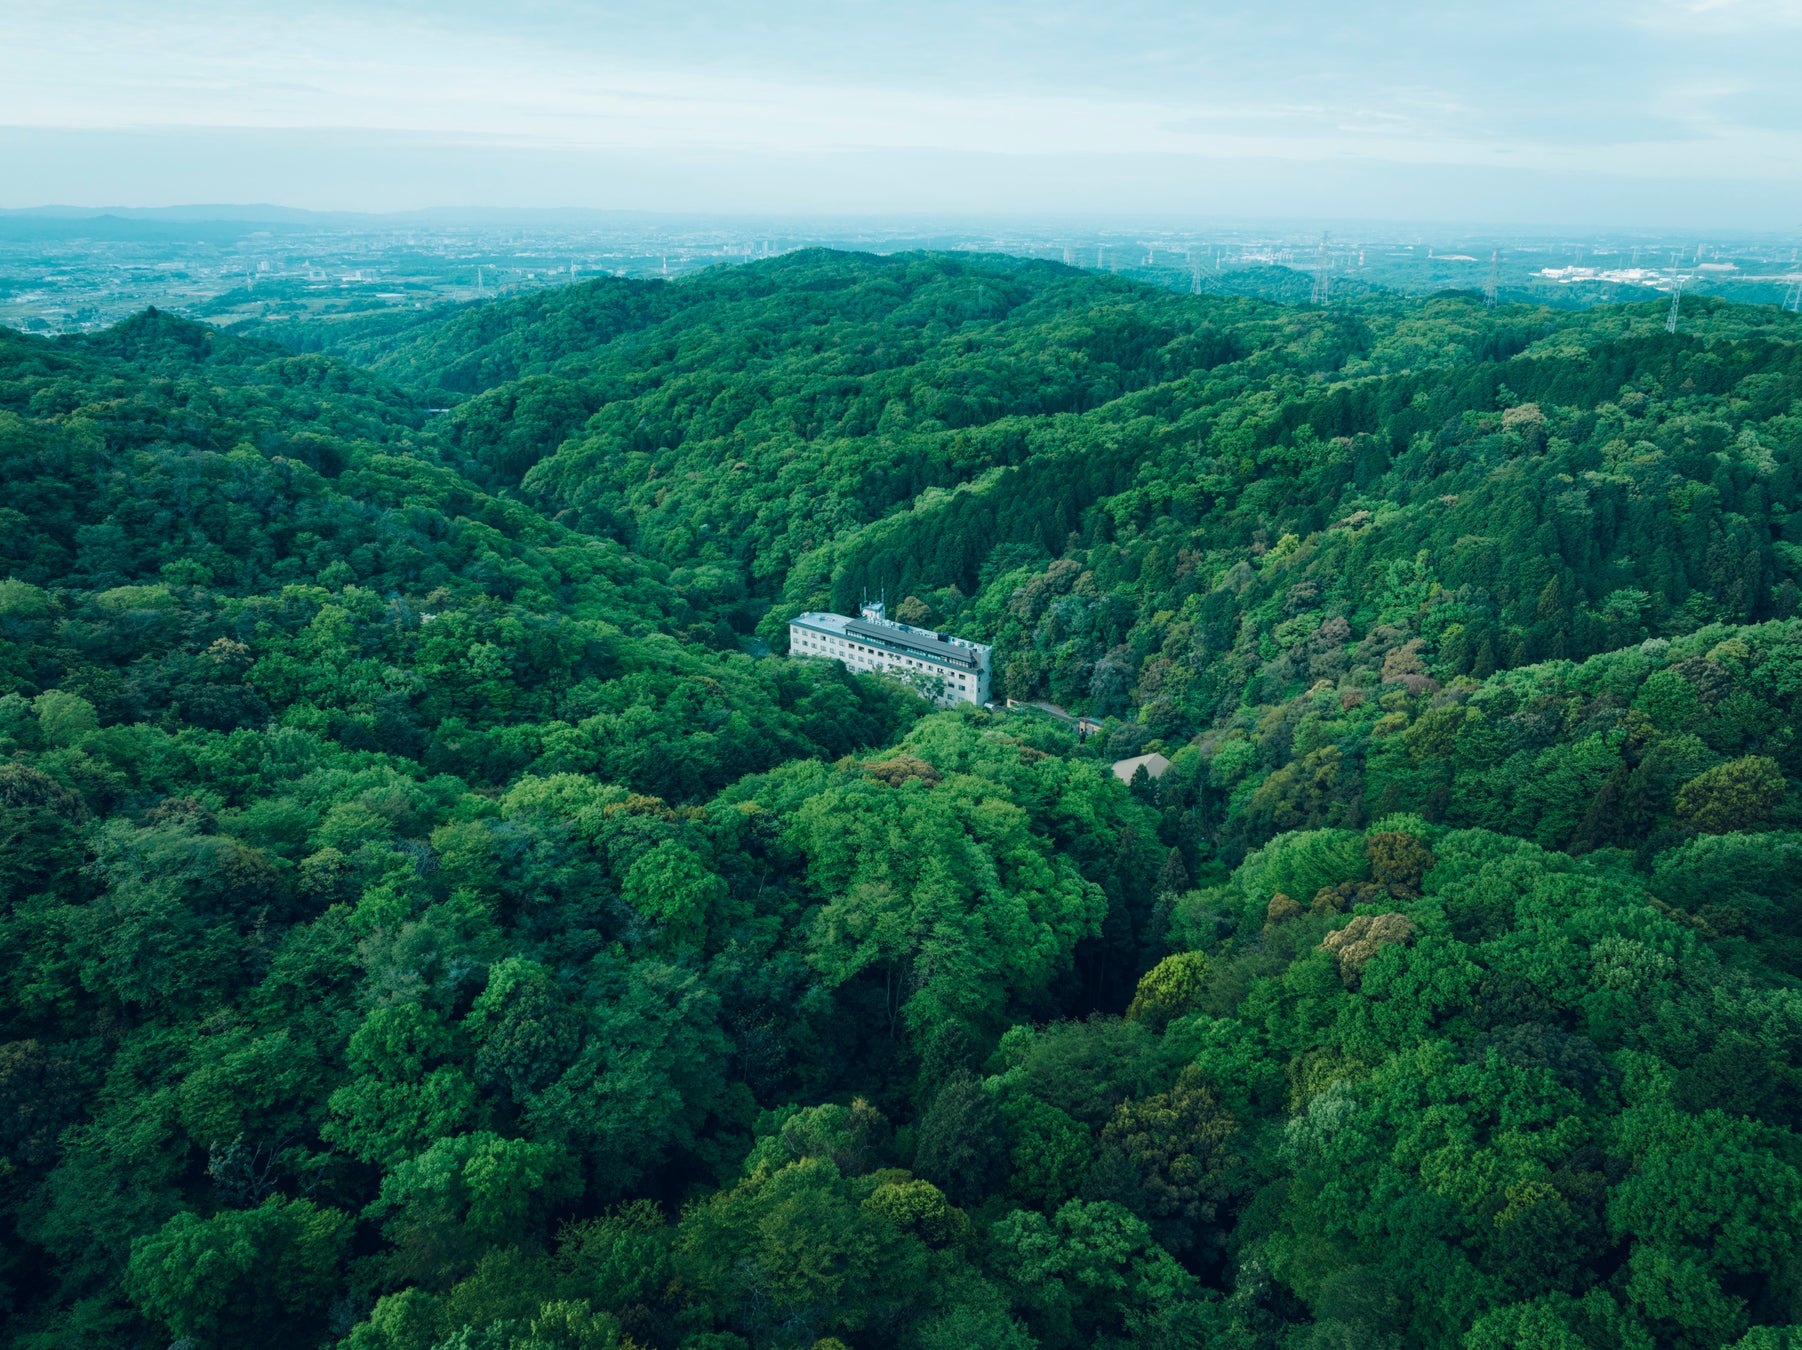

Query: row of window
790;626;983;698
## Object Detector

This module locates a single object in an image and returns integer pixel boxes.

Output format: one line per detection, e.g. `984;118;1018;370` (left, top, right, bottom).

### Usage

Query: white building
789;601;993;708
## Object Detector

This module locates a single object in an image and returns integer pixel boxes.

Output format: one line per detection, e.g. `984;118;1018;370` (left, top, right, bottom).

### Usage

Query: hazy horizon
3;0;1800;229
2;202;1799;237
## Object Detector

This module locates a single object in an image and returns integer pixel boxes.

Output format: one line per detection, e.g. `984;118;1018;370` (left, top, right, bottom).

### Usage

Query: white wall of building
788;603;992;708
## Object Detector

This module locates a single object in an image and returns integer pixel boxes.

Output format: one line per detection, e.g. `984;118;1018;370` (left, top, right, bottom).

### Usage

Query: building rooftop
1111;752;1171;784
791;603;991;673
844;617;983;670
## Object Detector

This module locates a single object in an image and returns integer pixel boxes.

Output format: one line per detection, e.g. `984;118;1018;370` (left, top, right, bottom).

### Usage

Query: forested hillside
4;252;1802;1350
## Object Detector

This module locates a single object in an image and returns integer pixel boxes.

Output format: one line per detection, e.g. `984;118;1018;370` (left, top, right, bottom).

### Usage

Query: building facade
788;601;993;708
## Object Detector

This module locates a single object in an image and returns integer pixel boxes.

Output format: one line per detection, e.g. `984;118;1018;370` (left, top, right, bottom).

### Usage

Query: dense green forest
3;250;1801;1350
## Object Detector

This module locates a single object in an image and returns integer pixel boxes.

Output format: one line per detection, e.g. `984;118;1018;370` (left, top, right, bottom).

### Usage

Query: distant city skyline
2;0;1799;227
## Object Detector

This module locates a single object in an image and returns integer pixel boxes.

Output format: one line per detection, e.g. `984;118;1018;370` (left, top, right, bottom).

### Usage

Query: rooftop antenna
1484;250;1500;308
1666;273;1688;334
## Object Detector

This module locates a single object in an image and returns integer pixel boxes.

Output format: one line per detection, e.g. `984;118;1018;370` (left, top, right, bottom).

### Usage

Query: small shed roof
1111;752;1172;784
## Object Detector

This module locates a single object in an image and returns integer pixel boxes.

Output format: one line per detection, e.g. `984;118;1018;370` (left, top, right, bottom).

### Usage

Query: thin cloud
0;0;1796;218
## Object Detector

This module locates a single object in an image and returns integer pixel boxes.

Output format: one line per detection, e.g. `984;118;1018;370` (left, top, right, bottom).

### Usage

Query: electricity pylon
1484;250;1500;308
1666;274;1688;334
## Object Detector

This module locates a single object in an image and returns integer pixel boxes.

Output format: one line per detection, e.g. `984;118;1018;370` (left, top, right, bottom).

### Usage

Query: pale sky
2;0;1800;224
